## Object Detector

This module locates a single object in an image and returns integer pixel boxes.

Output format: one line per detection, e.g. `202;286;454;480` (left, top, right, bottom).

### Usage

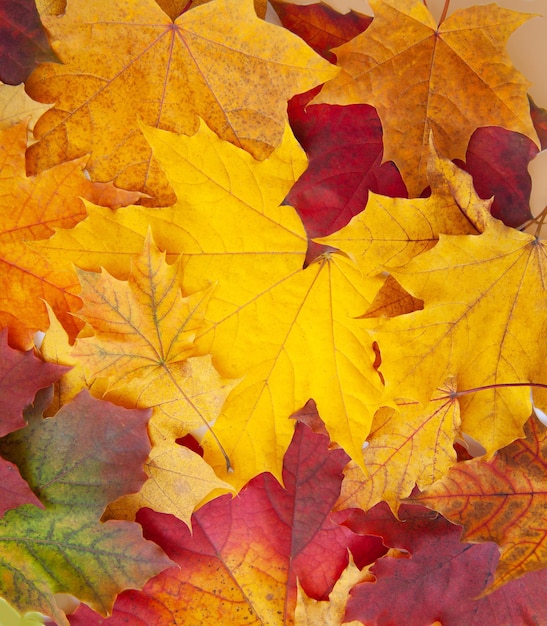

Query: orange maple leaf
0;121;139;348
26;0;337;204
312;0;538;195
409;413;547;593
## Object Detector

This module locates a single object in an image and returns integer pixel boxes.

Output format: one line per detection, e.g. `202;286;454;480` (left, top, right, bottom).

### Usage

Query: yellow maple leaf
104;441;233;527
312;0;538;195
336;379;460;515
26;0;337;204
72;235;236;521
315;140;481;278
34;121;382;488
369;168;547;456
73;234;236;439
295;556;368;626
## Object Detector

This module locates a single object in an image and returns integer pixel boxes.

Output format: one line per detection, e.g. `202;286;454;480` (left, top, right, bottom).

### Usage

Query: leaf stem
448;381;547;399
518;205;547;237
438;0;450;26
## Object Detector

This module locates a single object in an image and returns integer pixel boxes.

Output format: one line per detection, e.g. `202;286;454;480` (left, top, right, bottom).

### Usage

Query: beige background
268;0;547;218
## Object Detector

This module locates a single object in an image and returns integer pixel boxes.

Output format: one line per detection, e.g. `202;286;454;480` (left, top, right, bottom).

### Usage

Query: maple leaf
73;235;236;440
456;126;537;227
316;141;480;279
68;421;380;625
409;413;547;593
34;121;382;488
0;0;57;85
312;0;538;195
294;557;367;626
0;82;50;132
341;502;547;625
0;120;143;348
335;378;461;515
0;388;172;625
26;0;337;203
0;331;67;517
271;0;371;63
368;163;547;455
71;234;236;519
286;103;407;238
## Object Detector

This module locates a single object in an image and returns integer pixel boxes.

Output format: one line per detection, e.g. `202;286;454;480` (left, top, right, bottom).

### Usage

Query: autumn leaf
0;120;143;348
456;126;537;227
294;557;367;626
409;413;547;593
0;82;50;132
71;234;236;519
26;0;337;203
73;234;236;441
341;502;547;625
0;330;68;516
35;121;383;488
286;103;407;238
315;141;480;280
68;421;381;625
335;378;461;515
0;0;57;85
368;165;547;455
312;0;538;195
529;95;547;149
0;388;172;625
271;0;371;63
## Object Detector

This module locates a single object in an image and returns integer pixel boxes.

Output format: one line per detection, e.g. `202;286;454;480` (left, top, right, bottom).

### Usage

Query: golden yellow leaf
27;0;337;203
370;171;547;455
104;442;233;527
73;234;236;435
315;140;480;278
72;234;237;520
295;556;368;626
37;122;382;488
312;0;538;195
336;379;460;515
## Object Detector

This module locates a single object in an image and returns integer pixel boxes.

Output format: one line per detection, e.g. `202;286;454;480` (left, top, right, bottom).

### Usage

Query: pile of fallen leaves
0;0;546;624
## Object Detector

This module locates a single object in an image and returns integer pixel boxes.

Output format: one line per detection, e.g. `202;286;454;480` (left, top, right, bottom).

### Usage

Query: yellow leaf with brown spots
27;0;337;204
